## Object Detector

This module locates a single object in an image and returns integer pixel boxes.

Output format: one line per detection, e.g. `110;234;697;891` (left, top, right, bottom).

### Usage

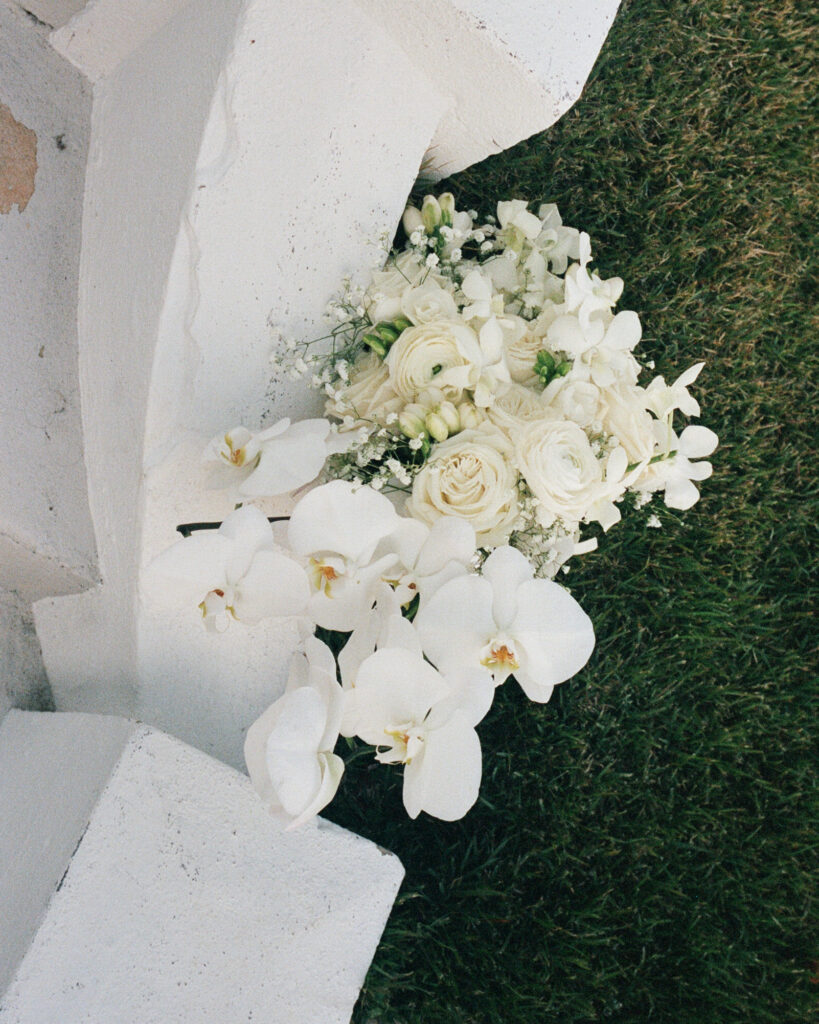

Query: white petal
413;517;476;578
482;546;533;630
414;576;496;676
678;425;719;459
232;549;310;622
286;752;344;829
288;480;400;564
350;648;449;745
676;362;705;388
511;579;595;696
241;421;331;497
604;310;642;351
307;553;397;632
219;505;275;582
425;666;495;730
663;476;700;510
145;532;230;605
402;712;482;821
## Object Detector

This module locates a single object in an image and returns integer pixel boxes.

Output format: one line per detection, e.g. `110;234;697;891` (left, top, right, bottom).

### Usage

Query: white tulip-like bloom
342;638;495;821
640;423;719;510
287;480;401;631
204;417;339;497
244;637;345;829
373;516;477;609
145;504;310;631
414;545;595;704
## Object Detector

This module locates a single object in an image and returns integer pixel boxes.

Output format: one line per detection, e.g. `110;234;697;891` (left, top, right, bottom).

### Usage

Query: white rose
365;250;428;323
400;279;458;325
516;420;621;529
386;318;482;402
406;425;521;547
498;316;543;384
542;378;602;429
597;384;656;466
325;352;403;427
487;383;557;437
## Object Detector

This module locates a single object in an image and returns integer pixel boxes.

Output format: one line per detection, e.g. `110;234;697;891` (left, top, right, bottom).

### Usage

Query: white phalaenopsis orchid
287;479;401;631
204;417;344;497
342;633;495;821
374;516;477;609
244;636;345;829
415;545;595;703
146;504;309;631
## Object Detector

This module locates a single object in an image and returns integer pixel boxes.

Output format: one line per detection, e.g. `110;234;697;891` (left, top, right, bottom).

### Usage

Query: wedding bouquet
150;194;717;827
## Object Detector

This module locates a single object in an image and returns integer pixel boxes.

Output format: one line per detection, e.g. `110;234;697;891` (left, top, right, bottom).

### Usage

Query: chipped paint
0;101;37;213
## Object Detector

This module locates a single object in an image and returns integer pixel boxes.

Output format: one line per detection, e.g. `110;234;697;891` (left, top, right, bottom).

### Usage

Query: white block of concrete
0;709;404;1022
34;0;447;768
359;0;621;177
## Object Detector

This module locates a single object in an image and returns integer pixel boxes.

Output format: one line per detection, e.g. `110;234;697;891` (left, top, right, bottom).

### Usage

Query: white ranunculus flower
146;504;310;631
415;545;595;704
385;318;482;402
515;420;625;531
406;425;521;547
365;250;429;322
542;377;602;429
244;637;345;829
287;479;401;631
504;320;548;384
597;383;656;466
325;352;403;428
400;278;458;324
486;383;557;438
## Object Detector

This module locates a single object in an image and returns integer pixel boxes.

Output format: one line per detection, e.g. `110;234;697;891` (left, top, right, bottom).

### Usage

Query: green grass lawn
323;0;818;1021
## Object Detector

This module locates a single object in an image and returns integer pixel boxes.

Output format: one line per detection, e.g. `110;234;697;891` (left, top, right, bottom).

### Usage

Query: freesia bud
421;195;442;232
402;206;424;235
438;192;455;225
438;400;460;434
362;332;387;357
457;402;483;429
425;411;450;443
399;405;428;439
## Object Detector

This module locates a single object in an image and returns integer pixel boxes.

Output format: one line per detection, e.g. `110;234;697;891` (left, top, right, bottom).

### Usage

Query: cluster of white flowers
150;193;717;830
148;482;594;826
312;194;718;575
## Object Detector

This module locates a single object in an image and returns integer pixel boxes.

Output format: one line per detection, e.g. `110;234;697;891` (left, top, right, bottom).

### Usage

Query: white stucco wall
0;2;97;601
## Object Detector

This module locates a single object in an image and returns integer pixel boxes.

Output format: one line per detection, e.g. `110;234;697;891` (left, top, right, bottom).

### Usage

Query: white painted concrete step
0;710;404;1023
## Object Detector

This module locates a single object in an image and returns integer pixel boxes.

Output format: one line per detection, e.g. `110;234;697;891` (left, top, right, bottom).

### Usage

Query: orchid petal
604;310;642;351
414;576;496;676
482;546;533;630
413;517;476;578
511;578;595;697
288;480;400;565
232;549;310;622
403;712;482;821
286;752;345;830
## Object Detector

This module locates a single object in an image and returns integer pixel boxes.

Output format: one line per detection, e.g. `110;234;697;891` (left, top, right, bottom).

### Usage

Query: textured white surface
0;2;97;601
35;0;446;769
0;710;132;993
358;0;621;177
0;711;404;1022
